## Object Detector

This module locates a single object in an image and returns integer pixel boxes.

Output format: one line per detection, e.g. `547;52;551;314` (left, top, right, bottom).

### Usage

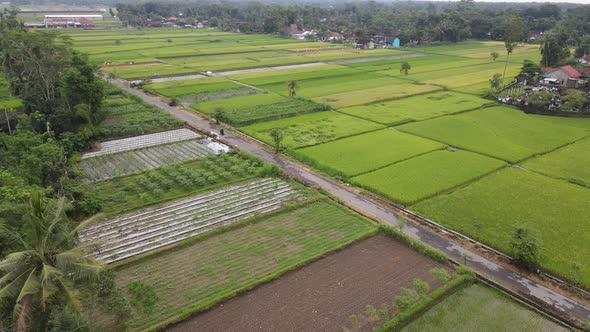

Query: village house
579;55;590;65
542;65;587;88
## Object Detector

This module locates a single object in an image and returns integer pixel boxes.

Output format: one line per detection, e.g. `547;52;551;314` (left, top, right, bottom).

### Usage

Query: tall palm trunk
503;51;511;79
16;294;33;332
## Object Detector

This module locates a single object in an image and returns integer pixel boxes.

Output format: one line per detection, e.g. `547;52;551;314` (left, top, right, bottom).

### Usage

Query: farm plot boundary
165;233;452;332
103;199;378;331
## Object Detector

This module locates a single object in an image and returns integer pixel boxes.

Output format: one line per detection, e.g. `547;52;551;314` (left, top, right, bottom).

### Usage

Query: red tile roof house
542;65;583;88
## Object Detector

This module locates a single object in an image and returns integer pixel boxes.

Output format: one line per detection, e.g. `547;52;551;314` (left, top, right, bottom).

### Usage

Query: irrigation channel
147;52;426;83
106;76;590;328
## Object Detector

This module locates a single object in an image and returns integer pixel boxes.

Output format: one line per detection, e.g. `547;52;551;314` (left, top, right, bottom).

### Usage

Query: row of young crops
82;128;200;158
81;139;214;181
80;178;301;263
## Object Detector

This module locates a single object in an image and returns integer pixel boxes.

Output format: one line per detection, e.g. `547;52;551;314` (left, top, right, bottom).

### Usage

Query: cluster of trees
116;1;589;46
0;11;140;331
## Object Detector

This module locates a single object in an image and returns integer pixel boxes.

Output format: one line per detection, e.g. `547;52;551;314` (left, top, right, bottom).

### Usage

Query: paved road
107;77;590;327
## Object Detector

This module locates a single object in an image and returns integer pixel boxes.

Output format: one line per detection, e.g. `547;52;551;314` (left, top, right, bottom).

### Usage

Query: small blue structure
392;38;400;48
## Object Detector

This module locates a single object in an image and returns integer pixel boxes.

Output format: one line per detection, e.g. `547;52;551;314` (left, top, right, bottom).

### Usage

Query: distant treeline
109;1;589;45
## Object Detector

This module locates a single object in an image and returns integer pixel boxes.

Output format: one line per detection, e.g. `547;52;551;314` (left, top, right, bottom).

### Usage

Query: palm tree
0;191;102;331
400;62;411;75
287;80;298;98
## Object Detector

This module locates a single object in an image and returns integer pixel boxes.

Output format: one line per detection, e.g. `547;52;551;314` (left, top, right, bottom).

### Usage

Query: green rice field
351;150;506;205
338;91;492;125
295;129;445;176
397;106;590;163
521;137;590;187
241;111;384;149
403;283;568;332
412;167;590;288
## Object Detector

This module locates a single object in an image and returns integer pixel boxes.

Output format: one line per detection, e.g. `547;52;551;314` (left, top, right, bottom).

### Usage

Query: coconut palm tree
0;191;102;331
287;80;298;98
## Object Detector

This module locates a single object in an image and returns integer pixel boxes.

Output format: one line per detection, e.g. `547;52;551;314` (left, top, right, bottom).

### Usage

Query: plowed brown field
167;235;447;332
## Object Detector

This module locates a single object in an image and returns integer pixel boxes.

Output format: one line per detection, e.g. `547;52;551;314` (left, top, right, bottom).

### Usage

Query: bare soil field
167;235;447;332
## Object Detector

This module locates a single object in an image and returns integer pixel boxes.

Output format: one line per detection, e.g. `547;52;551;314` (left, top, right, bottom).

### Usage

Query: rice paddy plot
370;55;490;77
80;178;302;263
404;61;522;89
261;72;396;98
230;65;361;86
104;63;200;80
351;150;506;205
81;139;217;182
145;77;244;100
397;106;590;163
108;200;376;331
295;128;445;177
521;137;590;187
195;97;329;127
191;93;285;115
412;167;590;288
312;81;441;109
241;111;384;149
403;283;568;332
338;92;491;125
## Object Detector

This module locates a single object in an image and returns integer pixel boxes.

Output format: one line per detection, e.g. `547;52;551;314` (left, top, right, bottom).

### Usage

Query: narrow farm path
140;52;426;83
105;77;590;327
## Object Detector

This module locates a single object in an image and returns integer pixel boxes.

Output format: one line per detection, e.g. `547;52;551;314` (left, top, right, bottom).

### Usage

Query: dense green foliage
0;192;101;331
412;168;590;288
116;1;590;50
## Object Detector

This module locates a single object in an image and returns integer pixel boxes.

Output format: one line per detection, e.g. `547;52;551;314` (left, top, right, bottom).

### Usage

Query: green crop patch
192;93;286;114
338;91;491;125
195;96;329;127
412;167;590;288
522;137;590;187
261;72;396;98
402;61;522;89
109;200;376;331
351;150;506;205
372;55;490;77
230;65;361;86
88;152;273;215
312;81;441;109
100;84;182;140
145;78;241;98
241;111;384;149
397;106;590;163
295;129;445;177
403;284;568;332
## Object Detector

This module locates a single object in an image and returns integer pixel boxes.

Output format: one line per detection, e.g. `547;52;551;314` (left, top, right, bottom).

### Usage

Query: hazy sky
428;0;590;2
